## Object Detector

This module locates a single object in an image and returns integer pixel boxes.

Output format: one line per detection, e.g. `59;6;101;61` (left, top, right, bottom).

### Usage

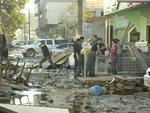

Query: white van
20;39;67;57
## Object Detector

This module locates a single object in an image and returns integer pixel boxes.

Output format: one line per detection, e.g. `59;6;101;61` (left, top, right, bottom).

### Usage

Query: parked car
20;39;68;57
52;43;74;53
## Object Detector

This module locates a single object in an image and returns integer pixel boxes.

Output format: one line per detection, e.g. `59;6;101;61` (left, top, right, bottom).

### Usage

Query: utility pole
0;16;2;83
78;0;83;36
28;9;31;42
24;23;26;41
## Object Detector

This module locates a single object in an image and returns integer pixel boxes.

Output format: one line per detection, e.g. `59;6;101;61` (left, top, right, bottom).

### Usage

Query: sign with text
84;0;104;8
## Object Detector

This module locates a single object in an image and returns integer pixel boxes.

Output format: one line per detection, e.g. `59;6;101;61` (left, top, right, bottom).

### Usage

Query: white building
36;0;76;37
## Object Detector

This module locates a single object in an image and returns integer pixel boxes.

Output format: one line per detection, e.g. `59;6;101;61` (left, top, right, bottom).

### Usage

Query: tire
26;49;35;57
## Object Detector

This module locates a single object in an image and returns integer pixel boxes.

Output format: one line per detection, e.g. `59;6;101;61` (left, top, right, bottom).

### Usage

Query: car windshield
33;40;40;45
33;40;45;45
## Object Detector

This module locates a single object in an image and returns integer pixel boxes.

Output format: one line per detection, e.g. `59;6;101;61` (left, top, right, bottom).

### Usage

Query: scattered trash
144;67;150;87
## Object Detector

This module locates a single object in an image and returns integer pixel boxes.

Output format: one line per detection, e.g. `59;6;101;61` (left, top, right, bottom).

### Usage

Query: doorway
147;26;150;43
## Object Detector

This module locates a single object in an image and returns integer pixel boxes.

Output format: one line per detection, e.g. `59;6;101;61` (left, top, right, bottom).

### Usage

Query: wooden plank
0;106;17;113
79;76;114;86
0;104;69;113
0;82;28;90
52;47;73;64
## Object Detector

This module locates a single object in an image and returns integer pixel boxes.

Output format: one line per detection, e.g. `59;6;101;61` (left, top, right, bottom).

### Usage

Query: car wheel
26;49;35;57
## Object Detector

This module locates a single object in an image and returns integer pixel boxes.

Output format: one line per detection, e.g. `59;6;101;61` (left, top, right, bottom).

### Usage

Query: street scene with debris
0;0;150;113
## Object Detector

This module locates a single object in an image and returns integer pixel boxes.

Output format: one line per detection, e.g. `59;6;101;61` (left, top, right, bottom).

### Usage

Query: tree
59;3;78;39
0;0;28;38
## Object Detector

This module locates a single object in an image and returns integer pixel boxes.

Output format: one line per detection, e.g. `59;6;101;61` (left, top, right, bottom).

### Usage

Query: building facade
83;0;105;39
104;0;150;47
35;0;76;38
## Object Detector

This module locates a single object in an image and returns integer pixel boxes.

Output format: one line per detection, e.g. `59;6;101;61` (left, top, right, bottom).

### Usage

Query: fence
95;55;149;75
95;56;110;75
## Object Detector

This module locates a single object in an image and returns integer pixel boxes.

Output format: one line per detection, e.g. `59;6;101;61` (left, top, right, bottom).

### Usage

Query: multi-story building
35;0;76;38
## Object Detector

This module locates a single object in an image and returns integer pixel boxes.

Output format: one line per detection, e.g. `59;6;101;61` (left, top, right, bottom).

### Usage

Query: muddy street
4;56;149;113
1;0;150;113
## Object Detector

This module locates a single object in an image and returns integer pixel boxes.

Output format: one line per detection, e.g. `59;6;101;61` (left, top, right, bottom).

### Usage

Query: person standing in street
99;38;106;56
86;38;101;77
91;35;98;46
39;43;54;68
110;39;118;75
0;34;8;60
78;36;85;76
73;39;81;76
79;36;84;49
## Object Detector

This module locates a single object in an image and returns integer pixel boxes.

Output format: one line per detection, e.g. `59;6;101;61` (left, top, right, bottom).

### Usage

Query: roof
105;3;147;17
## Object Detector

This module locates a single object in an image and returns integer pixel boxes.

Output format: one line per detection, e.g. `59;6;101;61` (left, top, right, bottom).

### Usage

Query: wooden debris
0;82;28;90
52;47;73;65
0;106;17;113
80;75;144;95
128;44;148;72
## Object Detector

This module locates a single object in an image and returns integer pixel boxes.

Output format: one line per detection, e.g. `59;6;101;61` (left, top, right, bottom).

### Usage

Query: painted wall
120;5;150;42
111;16;128;41
110;4;150;42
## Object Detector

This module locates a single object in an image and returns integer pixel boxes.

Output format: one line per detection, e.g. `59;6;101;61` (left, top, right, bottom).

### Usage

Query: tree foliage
0;0;28;38
59;3;78;39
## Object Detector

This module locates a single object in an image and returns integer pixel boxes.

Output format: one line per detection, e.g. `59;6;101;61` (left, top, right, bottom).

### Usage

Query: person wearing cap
39;43;54;68
99;38;106;56
86;38;102;77
91;35;98;46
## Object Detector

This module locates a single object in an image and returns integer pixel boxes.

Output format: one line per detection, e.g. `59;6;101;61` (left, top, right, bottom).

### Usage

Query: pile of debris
80;75;147;95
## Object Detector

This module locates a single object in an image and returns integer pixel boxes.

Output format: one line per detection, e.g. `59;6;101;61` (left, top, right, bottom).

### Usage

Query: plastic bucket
89;85;103;96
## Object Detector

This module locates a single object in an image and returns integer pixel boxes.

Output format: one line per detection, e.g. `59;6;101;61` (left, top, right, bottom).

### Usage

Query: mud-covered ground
17;68;150;113
9;53;150;113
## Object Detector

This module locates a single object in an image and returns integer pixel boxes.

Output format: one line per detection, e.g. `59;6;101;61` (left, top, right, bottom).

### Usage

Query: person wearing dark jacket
99;38;106;56
73;39;81;76
86;38;101;77
39;43;54;68
0;34;8;60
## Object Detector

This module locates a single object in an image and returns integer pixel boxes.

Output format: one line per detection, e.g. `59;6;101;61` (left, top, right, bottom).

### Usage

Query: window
54;40;68;45
147;26;150;43
47;40;53;45
69;44;73;47
56;44;68;49
33;40;45;45
40;40;46;44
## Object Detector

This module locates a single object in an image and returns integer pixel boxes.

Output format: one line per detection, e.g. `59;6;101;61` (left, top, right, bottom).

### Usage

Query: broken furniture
11;91;30;105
